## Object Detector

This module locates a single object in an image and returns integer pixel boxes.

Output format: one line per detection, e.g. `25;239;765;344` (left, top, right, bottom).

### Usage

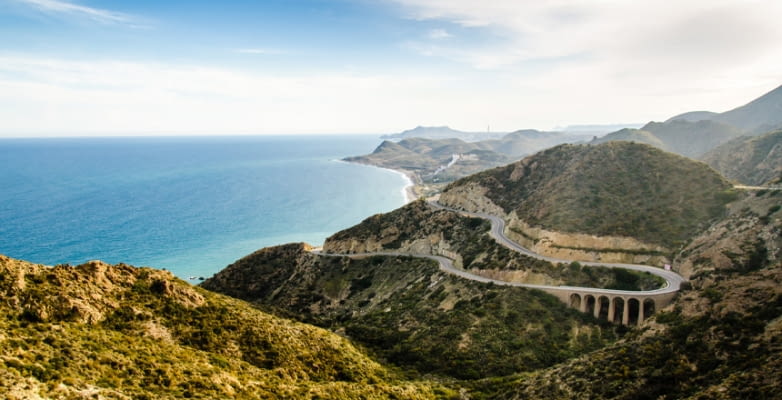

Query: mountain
476;189;782;399
591;119;742;158
666;110;719;123
702;130;782;186
0;255;445;399
667;84;782;134
381;125;505;142
595;84;782;158
640;119;743;158
713;84;782;133
441;142;736;251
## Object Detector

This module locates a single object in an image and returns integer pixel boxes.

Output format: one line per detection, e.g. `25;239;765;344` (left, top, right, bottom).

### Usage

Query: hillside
201;241;621;380
475;189;782;399
441;142;736;250
702;130;782;186
323;200;662;289
0;255;445;399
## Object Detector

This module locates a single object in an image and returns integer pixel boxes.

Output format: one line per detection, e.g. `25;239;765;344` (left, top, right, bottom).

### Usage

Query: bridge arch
569;293;582;310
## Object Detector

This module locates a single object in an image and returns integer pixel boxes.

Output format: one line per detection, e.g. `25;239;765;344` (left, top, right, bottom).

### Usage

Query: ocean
0;135;409;280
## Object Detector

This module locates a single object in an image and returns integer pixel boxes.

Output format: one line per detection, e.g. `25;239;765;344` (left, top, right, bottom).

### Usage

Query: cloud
12;0;139;25
0;55;467;135
389;0;782;92
427;29;451;39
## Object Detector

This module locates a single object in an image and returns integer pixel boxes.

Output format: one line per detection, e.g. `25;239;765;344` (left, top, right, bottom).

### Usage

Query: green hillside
0;255;445;399
201;243;620;380
444;142;736;249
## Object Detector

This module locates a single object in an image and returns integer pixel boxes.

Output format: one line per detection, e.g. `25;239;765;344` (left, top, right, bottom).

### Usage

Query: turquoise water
0;135;407;279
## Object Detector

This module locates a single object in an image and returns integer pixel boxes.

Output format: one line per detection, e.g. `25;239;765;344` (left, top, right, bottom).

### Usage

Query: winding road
314;201;686;321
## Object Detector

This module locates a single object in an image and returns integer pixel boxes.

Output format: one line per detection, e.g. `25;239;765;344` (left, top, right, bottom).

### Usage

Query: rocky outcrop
505;217;670;265
0;255;204;324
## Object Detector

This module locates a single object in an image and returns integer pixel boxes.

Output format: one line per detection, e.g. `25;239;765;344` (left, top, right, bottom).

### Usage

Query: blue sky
1;0;781;136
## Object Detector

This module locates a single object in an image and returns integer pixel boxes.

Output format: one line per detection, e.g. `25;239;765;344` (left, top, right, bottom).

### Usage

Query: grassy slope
201;243;621;380
446;142;736;249
0;256;446;399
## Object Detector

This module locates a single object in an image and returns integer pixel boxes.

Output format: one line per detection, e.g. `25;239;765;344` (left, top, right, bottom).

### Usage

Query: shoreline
337;159;417;204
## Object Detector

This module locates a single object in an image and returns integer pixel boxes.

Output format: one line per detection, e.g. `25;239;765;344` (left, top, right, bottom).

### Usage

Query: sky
1;0;781;136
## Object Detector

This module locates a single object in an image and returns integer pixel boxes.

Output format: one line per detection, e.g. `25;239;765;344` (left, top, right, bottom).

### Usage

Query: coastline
337;159;417;204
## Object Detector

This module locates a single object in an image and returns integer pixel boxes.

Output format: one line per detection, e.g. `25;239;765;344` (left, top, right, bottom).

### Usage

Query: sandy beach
338;159;417;204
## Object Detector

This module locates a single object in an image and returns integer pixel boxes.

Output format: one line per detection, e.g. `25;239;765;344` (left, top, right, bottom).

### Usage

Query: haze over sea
0;135;409;280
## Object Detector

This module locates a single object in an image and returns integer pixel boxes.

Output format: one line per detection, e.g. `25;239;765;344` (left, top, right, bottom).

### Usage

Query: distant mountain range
595;84;782;159
381;125;507;141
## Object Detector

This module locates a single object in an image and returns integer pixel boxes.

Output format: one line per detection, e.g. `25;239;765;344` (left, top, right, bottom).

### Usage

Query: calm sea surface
0;135;407;279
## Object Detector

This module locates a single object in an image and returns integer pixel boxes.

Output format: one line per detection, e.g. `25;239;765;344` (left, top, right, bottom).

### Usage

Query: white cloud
12;0;139;25
1;52;779;137
0;55;470;135
427;29;451;40
390;0;782;101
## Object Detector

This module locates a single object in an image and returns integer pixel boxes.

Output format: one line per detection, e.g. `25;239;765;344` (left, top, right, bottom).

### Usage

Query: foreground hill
0;255;444;399
441;142;735;256
477;189;782;399
702;130;782;186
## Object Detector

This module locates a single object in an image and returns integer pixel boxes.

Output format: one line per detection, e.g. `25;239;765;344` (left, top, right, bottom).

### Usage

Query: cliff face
0;255;442;399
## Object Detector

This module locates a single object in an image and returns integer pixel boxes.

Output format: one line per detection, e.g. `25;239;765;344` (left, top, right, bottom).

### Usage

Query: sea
0;135;409;280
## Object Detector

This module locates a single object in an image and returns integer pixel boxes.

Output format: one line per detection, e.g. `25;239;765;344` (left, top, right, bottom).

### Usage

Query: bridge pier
607;299;616;322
